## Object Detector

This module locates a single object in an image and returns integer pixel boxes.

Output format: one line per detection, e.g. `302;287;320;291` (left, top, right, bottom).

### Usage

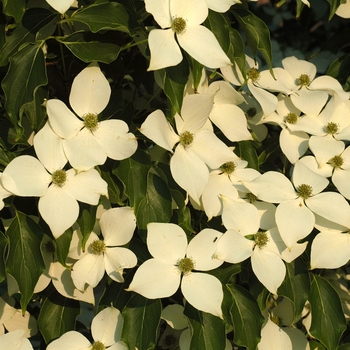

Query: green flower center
246;107;257;118
177;257;195;275
220;162;236;175
51;169;67;187
325;122;339;135
44;241;55;254
247;68;260;82
92;341;106;350
179;131;194;147
83;113;99;132
296;183;313;199
285;112;298;124
254;231;269;249
329;155;344;169
89;239;106;255
172;17;187;34
297;74;311;87
246;193;257;203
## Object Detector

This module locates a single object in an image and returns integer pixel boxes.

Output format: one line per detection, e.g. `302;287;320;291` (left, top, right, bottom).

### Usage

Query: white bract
45;0;75;14
144;0;231;70
206;0;241;12
46;63;137;171
0;329;34;350
126;222;224;318
47;307;127;350
71;207;137;291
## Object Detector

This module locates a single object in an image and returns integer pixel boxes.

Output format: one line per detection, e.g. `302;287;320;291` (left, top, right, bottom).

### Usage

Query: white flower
71;207;137;291
0;173;12;210
0;329;34;350
144;0;231;70
45;0;75;14
206;0;241;12
46;63;137;171
126;223;224;318
336;0;350;18
47;307;127;350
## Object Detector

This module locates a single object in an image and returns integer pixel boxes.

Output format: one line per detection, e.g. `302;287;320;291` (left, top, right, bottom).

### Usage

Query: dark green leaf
206;263;241;284
121;293;161;350
100;169;124;205
2;41;47;141
38;288;80;344
277;258;310;323
227;28;247;79
238;141;259;170
55;228;73;268
6;211;45;312
205;11;231;53
2;0;26;22
327;0;343;20
76;203;97;251
71;2;135;34
309;274;346;350
0;231;8;282
184;302;226;350
326;54;350;87
226;284;264;350
57;32;121;63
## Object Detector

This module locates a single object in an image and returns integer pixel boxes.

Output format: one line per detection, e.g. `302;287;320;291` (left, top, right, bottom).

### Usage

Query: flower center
92;341;106;350
44;241;56;254
254;231;269;249
220;161;236;175
51;169;67;187
89;239;106;255
83;113;99;132
179;131;194;147
247;68;260;82
325;122;339;135
329;155;344;169
172;17;187;34
285;112;298;124
177;257;195;275
297;74;310;87
296;183;313;199
246;193;257;203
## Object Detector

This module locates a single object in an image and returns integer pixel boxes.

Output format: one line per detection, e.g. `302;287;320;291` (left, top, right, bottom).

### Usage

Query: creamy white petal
186;228;223;270
170;145;209;203
144;0;171;28
170;0;208;25
258;318;292;350
38;185;79;238
91;307;123;346
33;122;67;173
147;223;187;263
220;63;244;86
148;29;182;71
100;207;136;246
248;82;278;117
108;342;128;350
0;330;33;350
282;327;310;350
258;68;295;94
46;99;83;139
93;120;137;160
206;0;240;12
161;304;188;330
309;76;350;101
282;56;316;82
333;169;350;200
140;109;179;152
215;229;253;263
298;155;333;178
276;199;315;248
280;128;308;164
208;81;245;105
291;88;328;117
70;64;111;117
2;156;51;197
280;241;308;263
46;331;91;350
126;259;181;298
181;272;223;318
177;25;231;69
251;248;286;294
63;168;107;205
310;231;350;269
71;254;105;290
46;0;75;13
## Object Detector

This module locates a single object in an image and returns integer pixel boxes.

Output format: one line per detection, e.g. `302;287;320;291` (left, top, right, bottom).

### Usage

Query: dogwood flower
0;173;12;210
46;63;137;171
144;0;231;70
71;207;137;291
206;0;241;13
45;0;76;14
47;307;127;350
126;223;224;318
336;0;350;18
0;329;34;350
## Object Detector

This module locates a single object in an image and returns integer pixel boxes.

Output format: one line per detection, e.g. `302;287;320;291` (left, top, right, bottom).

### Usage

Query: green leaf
76;203;97;251
135;171;172;232
184;302;226;350
100;168;124;205
70;2;135;34
121;293;161;350
326;54;350;87
2;0;26;22
232;9;274;75
206;263;241;284
57;32;121;63
2;41;47;141
225;284;264;350
0;231;8;282
237;141;259;170
163;58;189;116
227;28;247;79
0;8;58;67
6;211;45;312
327;0;343;19
205;11;231;53
309;274;346;350
38;288;80;344
277;258;310;323
295;0;306;18
55;228;73;268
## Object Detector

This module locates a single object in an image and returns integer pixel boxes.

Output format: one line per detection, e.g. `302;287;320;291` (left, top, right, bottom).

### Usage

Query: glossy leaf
2;0;26;22
226;284;264;350
327;0;343;19
184;302;226;350
6;211;45;312
309;274;346;350
55;228;73;269
121;293;161;350
38;288;80;344
76;203;97;251
238;141;259;171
